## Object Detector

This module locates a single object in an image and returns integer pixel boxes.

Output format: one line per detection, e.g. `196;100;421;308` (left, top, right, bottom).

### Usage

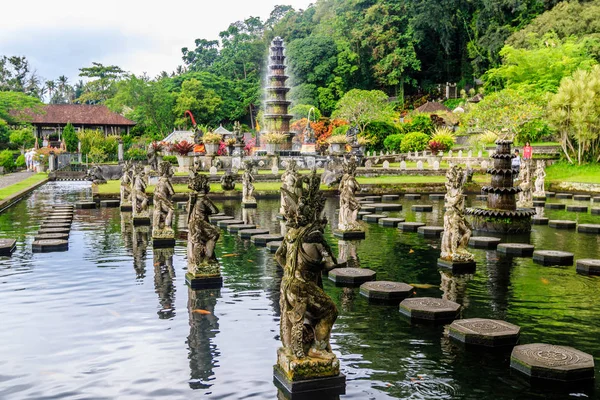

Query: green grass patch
0;173;48;200
545;161;600;184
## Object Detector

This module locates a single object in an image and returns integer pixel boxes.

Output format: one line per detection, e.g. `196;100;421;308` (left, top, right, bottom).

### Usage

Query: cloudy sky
1;0;314;83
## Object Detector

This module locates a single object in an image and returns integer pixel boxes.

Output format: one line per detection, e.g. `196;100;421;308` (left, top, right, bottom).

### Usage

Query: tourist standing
523;142;533;160
512;149;521;177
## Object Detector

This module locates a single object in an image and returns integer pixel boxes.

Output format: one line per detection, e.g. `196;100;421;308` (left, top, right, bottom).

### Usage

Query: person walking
512;149;521;178
523;142;533;160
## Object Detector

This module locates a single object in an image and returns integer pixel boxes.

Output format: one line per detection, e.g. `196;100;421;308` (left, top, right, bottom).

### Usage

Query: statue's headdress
282;168;326;228
189;172;210;194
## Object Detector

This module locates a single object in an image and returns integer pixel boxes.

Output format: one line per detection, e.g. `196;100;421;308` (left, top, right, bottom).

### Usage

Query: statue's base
300;144;317;154
437;258;476;274
333;230;365;240
185;273;223;289
242;202;257;209
276;347;341;381
274;366;345;399
153;237;175;248
120;204;132;212
132;216;151;226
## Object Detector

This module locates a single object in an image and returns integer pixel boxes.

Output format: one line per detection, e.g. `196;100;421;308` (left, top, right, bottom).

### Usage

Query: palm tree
57;75;68;92
46;80;56;101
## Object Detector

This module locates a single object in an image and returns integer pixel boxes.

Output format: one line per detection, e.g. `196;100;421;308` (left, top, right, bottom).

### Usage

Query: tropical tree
332;89;394;134
9;127;35;152
173;78;222;127
62;122;78;152
77;62;126;104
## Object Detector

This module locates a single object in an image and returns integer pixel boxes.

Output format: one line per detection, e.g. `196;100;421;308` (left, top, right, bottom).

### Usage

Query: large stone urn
266;143;280;155
205;143;220;155
176;155;193;173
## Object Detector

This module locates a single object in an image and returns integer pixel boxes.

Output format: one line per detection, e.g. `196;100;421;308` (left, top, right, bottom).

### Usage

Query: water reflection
337;240;360;268
132;225;149;279
153;247;176;319
439;270;473;307
242;207;256;225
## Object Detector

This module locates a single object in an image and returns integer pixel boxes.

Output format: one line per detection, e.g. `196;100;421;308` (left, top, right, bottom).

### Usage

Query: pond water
0;182;599;399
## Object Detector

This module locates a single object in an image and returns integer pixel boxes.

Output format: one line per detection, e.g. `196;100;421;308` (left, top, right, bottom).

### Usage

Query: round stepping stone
468;236;501;249
328;267;376;286
35;233;69;241
238;228;270;239
75;201;96;209
412;204;433;212
476;195;488;201
429;194;445;200
382;194;399;201
399;297;460;322
362;195;381;201
358;199;374;204
46;214;73;220
0;239;16;256
357;211;372;218
545;203;565;210
217;219;244;228
370;203;402;211
548;220;576;229
592;208;600;215
359;281;413;303
405;194;421;200
556;193;573;199
510;344;595;382
227;224;256;233
251;234;284;246
573;195;591;201
417;226;444;238
533;250;574;266
497;243;535;257
43;220;72;226
267;241;283;254
360;206;375;212
378;217;405;227
532;200;545;207
545;192;556;198
38;227;70;234
100;200;120;208
398;222;426;232
209;215;234;223
448;318;520;347
578;224;600;234
363;214;387;223
49;210;74;215
592;197;600;203
566;205;588;213
32;239;68;252
532;217;549;225
576;259;600;275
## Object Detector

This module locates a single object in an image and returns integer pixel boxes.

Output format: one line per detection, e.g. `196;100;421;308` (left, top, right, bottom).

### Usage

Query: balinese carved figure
220;170;236;191
533;160;546;197
120;161;133;206
280;159;301;214
517;159;533;208
337;157;362;232
152;162;175;238
242;161;256;204
132;164;149;218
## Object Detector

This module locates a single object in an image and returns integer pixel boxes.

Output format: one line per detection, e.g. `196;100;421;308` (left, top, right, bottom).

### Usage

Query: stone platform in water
593;197;600;203
333;230;365;239
75;201;96;209
273;351;345;397
328;267;376;286
578;224;600;234
398;222;426;232
545;192;556;198
448;318;520;347
510;343;595;382
0;239;16;256
545;203;566;210
437;259;476;274
533;250;574;266
362;195;381;201
361;206;375;212
35;233;69;241
566;205;588;213
38;227;70;234
412;204;433;212
227;224;256;233
251;234;284;246
548;220;576;229
497;243;534;257
153;237;175;248
573;195;591;201
532;217;549;225
378;217;405;227
405;194;421;200
32;239;68;252
46;214;73;220
132;216;151;226
533;200;546;207
476;195;488;201
468;236;501;249
592;208;600;215
399;297;460;323
120;204;133;212
43;219;72;227
267;241;283;253
363;214;386;223
556;193;573;199
357;211;372;219
217;219;244;228
359;281;413;303
576;259;600;275
185;273;223;289
370;203;402;211
382;194;399;201
209;215;234;223
429;194;445;200
418;226;444;238
100;200;120;208
241;202;257;209
238;228;270;239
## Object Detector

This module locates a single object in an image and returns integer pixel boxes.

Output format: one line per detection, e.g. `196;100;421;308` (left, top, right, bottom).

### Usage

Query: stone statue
320;157;344;186
193;127;204;145
186;172;221;284
346;125;359;146
280;159;301;215
533;160;546;197
440;164;474;263
146;142;162;171
86;165;107;185
152;161;175;241
220;170;236;191
233;121;244;144
517;159;533;208
275;169;342;382
132;164;150;220
242;161;256;205
337;157;362;232
120;161;133;208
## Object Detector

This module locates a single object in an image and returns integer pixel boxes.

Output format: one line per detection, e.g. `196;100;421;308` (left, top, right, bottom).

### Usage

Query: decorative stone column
118;139;124;163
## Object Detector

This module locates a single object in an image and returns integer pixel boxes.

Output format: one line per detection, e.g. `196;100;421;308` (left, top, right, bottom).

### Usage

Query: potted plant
357;136;371;153
262;132;287;155
203;132;222;155
172;141;195;172
226;138;236;155
327;135;348;154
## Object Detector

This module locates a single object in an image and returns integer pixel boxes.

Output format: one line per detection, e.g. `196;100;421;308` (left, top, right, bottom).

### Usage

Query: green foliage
430;128;455;150
443;98;464;110
9;128;35;151
15;154;25;168
162;155;177;164
0;91;42;126
77;130;104;155
400;131;429;153
400;114;434;135
332;89;394;134
516;120;552;145
290;104;321;121
126;147;146;161
0;149;15;172
331;125;349;136
363;120;401;151
383;133;404;152
88;147;107;164
77;62;125;104
62;123;78;152
173;78;222;127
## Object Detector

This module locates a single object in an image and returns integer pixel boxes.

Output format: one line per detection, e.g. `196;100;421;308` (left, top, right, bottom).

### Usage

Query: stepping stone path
267;241;283;254
370;203;402;211
378;217;405;227
497;243;535;257
556;193;573;199
251;234;284;246
592;208;600;215
532;200;545;207
359;281;413;303
358;199;375;204
0;239;16;256
38;227;71;235
566;205;588;212
412;204;433;212
381;194;399;201
398;222;426;232
362;195;381;201
217;219;245;228
548;220;576;229
363;214;387;223
468;236;501;249
35;233;69;241
209;215;234;223
578;224;600;234
576;259;600;275
357;211;372;218
100;200;120;208
532;217;549;225
46;214;73;220
545;203;565;210
228;224;256;233
238;228;270;239
405;194;421;200
328;267;376;286
545;192;556;198
32;239;68;253
593;197;600;203
429;194;445;200
417;226;444;238
75;201;96;209
448;318;520;347
510;344;595;382
361;206;375;212
399;297;460;323
533;250;574;266
573;195;591;201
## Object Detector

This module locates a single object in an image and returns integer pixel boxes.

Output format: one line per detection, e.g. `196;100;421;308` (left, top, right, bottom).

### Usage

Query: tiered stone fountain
263;36;293;150
466;140;535;233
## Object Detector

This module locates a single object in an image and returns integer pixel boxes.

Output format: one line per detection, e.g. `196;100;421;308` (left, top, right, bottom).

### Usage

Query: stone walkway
0;171;35;190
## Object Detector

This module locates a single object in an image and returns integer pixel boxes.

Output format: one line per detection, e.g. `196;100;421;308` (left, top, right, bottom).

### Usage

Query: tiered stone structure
263;37;292;149
466;140;534;233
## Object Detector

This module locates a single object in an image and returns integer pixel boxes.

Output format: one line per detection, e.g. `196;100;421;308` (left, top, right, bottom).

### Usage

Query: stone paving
0;171;35;190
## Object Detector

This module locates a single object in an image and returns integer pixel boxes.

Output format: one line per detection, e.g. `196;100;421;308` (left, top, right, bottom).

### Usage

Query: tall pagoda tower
263;37;293;148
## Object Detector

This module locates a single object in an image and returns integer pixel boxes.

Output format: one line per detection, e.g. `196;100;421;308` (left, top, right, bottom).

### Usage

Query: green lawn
545;161;600;184
0;173;48;200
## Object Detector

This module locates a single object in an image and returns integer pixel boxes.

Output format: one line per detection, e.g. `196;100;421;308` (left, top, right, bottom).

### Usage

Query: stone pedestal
0;239;16;256
448;318;520;348
333;230;365;240
186;261;223;289
242;201;257;209
437;259;476;274
152;229;176;248
133;215;151;226
120;203;133;212
511;343;595;382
